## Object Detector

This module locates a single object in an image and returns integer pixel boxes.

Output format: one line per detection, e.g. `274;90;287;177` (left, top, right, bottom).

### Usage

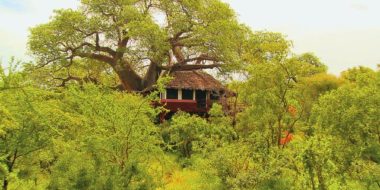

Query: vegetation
1;0;379;189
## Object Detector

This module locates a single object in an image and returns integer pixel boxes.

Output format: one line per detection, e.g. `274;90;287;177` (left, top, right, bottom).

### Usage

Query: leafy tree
164;104;236;159
308;68;380;189
0;64;69;190
195;139;304;190
297;73;343;121
341;66;376;85
47;85;165;189
311;77;380;145
237;52;327;147
240;31;291;66
1;60;170;189
29;0;249;91
206;141;259;189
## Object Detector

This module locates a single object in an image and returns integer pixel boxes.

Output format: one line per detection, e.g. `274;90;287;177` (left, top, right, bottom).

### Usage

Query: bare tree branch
75;52;115;66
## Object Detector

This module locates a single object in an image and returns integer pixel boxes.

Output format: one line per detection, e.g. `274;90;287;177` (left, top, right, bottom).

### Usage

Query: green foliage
46;85;165;189
307;69;380;189
0;64;69;189
164;109;235;159
1;61;379;189
311;83;379;145
242;31;291;65
165;112;209;158
28;0;251;90
3;1;380;189
341;66;376;85
236;52;330;148
1;62;168;189
0;58;25;90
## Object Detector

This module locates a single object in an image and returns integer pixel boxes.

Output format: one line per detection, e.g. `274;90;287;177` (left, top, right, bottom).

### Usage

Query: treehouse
158;71;230;115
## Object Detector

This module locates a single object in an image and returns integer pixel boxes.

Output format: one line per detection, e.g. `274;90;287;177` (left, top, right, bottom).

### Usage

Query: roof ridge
166;70;224;90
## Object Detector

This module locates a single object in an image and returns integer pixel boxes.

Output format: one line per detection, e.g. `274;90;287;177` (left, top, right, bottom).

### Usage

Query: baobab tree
29;0;250;91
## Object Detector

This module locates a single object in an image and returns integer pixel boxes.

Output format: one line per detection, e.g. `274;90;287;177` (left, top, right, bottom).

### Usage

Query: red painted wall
160;99;210;113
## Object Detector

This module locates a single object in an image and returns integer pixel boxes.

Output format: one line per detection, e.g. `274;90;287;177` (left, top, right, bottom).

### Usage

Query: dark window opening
166;89;178;99
196;90;207;108
210;91;220;100
182;89;194;100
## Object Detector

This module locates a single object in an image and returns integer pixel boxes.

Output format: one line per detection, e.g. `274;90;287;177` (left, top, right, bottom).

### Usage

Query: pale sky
1;0;379;75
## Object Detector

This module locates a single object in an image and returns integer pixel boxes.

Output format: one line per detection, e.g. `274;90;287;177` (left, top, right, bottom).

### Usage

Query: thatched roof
166;71;225;91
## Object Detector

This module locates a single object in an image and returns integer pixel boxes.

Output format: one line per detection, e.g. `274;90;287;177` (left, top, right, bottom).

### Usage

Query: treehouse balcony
160;99;210;113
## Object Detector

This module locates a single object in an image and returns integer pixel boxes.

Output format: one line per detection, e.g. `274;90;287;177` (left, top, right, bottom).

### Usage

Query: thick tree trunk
113;64;144;91
113;61;164;92
142;63;161;90
172;46;185;63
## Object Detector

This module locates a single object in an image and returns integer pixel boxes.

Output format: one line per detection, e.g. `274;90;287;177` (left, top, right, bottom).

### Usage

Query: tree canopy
29;0;250;91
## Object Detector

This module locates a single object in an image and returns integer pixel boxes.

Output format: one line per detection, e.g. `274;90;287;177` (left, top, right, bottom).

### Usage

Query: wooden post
178;89;182;100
